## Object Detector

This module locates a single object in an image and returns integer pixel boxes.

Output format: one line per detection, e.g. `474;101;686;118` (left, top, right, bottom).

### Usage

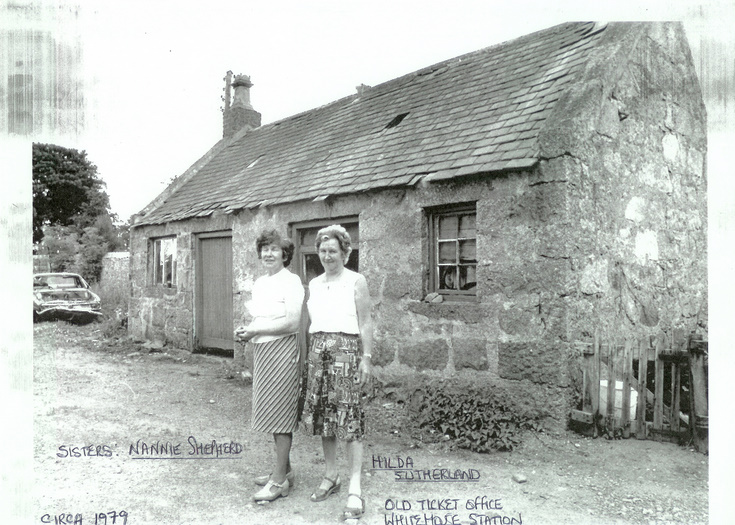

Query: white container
599;380;638;421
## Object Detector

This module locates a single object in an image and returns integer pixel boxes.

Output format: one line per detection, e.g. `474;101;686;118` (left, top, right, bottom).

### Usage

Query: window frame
290;217;359;284
150;236;177;288
427;202;478;301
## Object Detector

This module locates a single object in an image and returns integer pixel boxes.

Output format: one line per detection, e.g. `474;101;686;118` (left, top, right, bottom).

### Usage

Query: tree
76;226;110;282
33;143;128;283
42;224;79;273
32;143;110;244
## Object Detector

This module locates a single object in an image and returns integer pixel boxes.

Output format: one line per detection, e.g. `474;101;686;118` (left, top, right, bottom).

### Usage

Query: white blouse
249;268;304;343
307;269;360;334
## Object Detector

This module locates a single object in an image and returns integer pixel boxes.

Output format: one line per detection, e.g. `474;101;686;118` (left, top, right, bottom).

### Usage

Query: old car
33;272;103;323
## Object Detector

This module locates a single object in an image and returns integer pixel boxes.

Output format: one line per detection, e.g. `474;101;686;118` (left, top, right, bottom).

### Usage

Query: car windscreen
34;275;84;288
37;289;94;301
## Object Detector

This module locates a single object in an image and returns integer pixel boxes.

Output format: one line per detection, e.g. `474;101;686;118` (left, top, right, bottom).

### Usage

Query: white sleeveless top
307;268;360;334
249;268;305;343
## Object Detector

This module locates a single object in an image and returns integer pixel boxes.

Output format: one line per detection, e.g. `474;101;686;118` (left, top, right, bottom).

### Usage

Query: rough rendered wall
99;252;130;314
100;252;129;290
367;179;576;425
222;175;576;425
538;22;707;348
130;171;594;425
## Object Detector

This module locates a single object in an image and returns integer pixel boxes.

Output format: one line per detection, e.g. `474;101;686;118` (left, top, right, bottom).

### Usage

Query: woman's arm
236;279;304;341
355;273;373;385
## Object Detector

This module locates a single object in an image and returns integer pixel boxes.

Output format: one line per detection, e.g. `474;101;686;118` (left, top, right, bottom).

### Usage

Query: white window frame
151;236;177;287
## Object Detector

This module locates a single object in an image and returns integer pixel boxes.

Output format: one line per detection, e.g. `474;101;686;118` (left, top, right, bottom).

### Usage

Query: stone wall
538;22;707;348
100;252;129;290
132;169;583;424
99;252;131;317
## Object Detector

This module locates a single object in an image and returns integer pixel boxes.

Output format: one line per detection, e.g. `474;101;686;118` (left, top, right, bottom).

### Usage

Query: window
428;204;477;298
292;219;359;283
151;237;177;287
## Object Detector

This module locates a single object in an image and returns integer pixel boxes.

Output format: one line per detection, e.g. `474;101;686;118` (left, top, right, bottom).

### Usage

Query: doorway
196;232;233;351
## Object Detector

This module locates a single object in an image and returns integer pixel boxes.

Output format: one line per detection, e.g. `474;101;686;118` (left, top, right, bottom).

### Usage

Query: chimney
223;72;261;139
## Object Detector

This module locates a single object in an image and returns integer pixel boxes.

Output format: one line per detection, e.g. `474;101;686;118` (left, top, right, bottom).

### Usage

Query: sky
27;0;732;223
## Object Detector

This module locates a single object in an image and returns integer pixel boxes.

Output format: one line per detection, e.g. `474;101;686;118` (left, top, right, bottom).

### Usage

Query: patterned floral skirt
302;332;365;441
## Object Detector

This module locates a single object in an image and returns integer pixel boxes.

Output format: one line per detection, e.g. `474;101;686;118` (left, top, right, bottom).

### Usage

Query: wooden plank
613;344;624;433
605;343;616;435
621;340;632;438
653;333;665;440
571;409;594;424
689;334;709;453
591;331;601;437
636;338;648;440
580;343;590;413
670;362;681;433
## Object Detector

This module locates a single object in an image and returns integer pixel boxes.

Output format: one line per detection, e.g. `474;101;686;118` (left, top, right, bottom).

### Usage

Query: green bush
408;379;544;452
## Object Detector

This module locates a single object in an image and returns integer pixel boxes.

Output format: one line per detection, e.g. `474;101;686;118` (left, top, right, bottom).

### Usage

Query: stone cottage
129;22;707;424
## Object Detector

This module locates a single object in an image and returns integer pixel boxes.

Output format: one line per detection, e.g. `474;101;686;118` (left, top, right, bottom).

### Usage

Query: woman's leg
321;435;338;483
313;435;339;493
272;432;292;482
346;439;363;503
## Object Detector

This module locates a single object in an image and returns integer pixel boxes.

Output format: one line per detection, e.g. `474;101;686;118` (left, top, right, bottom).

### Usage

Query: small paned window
429;204;477;298
152;237;177;287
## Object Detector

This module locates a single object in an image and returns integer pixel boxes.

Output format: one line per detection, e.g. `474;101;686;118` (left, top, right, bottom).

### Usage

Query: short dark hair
255;229;295;267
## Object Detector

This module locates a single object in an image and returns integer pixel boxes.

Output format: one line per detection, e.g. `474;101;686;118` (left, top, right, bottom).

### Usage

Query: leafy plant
407;379;544;452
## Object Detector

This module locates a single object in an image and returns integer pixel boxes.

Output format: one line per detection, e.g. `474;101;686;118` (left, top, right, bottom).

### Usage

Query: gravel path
33;322;708;525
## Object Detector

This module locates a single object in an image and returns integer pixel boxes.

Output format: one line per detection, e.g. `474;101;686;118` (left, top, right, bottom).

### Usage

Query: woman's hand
357;356;372;386
234;324;256;342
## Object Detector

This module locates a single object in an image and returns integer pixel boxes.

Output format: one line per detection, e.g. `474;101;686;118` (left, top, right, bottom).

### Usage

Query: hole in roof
246;156;262;169
416;65;448;77
385;112;409;129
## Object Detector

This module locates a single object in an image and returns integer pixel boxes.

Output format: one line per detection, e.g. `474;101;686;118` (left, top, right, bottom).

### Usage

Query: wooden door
197;234;233;350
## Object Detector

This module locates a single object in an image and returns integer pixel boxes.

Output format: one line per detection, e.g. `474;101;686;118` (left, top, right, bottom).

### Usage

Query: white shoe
253;478;290;502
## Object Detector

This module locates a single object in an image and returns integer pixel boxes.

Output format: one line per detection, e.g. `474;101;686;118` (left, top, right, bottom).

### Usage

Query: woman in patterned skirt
302;224;373;520
235;229;305;502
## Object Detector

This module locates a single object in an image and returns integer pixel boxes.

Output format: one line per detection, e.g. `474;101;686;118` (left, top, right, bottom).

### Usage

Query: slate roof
136;22;607;226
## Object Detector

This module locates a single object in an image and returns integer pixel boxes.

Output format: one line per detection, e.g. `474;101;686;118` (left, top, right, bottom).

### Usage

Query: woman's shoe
253;478;290;502
310;475;341;502
254;469;294;486
341;493;366;520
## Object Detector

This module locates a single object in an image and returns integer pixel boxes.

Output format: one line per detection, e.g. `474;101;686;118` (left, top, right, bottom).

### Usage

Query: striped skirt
251;334;301;433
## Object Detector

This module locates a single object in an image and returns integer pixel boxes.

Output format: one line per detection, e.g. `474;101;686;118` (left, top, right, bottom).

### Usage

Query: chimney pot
223;72;261;139
232;74;254;110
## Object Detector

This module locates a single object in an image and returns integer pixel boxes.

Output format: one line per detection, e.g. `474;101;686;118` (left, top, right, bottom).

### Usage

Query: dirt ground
33;321;708;525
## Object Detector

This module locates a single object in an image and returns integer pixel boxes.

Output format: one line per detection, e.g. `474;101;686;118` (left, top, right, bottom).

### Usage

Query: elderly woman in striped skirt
235;229;305;502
